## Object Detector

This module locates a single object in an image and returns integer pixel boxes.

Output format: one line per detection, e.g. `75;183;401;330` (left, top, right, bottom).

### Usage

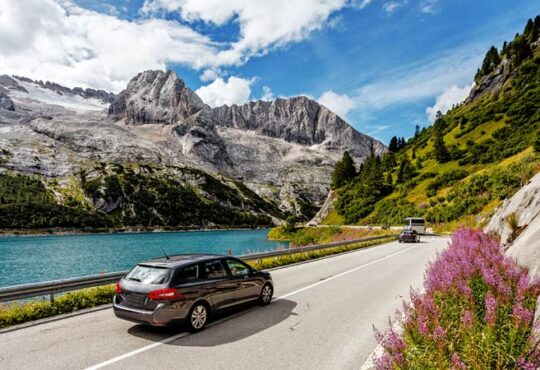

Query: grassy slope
326;33;540;231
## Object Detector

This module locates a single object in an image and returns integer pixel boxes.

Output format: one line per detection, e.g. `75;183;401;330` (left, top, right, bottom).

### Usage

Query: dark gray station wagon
113;254;274;331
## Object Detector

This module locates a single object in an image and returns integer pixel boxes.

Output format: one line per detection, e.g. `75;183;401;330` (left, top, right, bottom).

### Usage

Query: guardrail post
50;293;55;303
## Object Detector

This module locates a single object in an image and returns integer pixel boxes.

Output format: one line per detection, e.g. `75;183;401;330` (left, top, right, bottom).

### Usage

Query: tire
259;283;273;305
398;240;402;243
187;302;208;332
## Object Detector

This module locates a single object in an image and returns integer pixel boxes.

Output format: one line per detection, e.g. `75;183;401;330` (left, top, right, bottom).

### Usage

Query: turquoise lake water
0;229;288;287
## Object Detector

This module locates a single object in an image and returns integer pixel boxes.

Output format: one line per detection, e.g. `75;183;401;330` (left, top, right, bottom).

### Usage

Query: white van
404;217;426;234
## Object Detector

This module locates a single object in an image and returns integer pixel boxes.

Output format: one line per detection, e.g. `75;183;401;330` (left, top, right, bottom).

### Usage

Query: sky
0;0;538;144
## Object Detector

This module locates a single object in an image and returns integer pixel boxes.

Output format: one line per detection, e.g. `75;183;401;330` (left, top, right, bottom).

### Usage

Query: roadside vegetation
268;224;396;247
374;228;540;369
0;285;115;329
327;17;540;232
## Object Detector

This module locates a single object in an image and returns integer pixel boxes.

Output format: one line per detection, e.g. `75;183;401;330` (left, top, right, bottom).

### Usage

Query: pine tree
331;151;357;188
433;126;450;163
388;136;398;152
414;124;421;137
396;157;415;183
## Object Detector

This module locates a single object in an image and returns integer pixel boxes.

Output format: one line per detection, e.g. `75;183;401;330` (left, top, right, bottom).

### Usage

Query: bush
0;285;115;329
374;229;540;369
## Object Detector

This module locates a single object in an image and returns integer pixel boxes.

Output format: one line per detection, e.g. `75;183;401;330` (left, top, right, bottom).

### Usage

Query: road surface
0;236;448;370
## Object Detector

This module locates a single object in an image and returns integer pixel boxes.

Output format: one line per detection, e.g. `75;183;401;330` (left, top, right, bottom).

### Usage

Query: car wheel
398;240;402;243
259;284;273;305
188;303;208;332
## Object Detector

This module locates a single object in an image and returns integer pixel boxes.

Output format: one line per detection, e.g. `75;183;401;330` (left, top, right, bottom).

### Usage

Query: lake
0;229;288;287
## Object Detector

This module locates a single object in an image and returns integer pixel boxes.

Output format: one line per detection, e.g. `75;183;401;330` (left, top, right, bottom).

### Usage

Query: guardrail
0;234;396;303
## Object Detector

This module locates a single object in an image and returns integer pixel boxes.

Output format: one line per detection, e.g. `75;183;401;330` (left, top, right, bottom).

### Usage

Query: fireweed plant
374;228;540;369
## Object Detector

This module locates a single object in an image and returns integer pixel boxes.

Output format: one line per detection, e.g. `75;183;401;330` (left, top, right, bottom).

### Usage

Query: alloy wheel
191;304;207;330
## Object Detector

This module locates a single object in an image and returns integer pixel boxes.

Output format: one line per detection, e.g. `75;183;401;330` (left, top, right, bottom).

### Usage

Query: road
0;236;448;370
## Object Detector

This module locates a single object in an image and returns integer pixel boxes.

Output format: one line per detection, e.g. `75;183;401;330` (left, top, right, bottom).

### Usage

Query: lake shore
0;225;270;238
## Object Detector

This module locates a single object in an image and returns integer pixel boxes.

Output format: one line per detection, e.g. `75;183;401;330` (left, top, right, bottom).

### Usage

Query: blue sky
1;0;538;144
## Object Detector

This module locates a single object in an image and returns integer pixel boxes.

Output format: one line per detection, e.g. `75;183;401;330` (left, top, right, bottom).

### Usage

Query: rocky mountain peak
108;70;205;125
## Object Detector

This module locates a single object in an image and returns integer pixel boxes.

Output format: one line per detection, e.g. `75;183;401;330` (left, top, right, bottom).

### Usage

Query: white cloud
0;0;219;92
261;86;274;101
200;69;220;82
382;1;401;13
318;90;356;119
0;0;357;92
142;0;349;66
195;76;254;107
426;84;472;121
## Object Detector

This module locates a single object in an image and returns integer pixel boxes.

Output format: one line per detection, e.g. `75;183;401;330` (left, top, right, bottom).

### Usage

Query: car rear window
125;265;171;284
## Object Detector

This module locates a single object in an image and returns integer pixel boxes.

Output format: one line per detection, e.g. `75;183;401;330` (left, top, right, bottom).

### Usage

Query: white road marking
84;243;419;370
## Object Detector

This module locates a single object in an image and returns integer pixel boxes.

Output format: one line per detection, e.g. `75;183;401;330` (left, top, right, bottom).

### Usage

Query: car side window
175;265;199;284
225;259;251;277
204;260;227;279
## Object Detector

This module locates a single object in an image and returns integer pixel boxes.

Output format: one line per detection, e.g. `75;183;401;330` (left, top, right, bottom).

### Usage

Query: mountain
0;70;383;230
324;16;540;231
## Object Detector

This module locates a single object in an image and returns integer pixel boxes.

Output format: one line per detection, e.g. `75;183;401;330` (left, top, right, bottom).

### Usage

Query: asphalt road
0;236;448;370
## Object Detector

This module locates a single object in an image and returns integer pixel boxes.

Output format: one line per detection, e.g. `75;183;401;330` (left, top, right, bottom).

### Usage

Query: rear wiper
127;277;141;282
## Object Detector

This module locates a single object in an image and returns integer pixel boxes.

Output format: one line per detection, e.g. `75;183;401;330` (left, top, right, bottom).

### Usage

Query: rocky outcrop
108;70;205;124
465;58;512;104
486;172;540;279
212;97;385;157
465;38;540;104
485;173;540;247
0;93;15;111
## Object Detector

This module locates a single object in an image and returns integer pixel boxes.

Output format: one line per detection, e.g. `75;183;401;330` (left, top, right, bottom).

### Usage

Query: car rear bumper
113;296;189;326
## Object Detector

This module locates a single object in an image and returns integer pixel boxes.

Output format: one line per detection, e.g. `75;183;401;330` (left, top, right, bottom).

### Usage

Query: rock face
0;93;15;111
486;172;540;278
108;70;204;124
0;70;386;217
212;97;385;157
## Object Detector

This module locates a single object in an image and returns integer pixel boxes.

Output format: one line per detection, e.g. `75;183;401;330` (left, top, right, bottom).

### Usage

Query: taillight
115;281;122;294
147;288;184;301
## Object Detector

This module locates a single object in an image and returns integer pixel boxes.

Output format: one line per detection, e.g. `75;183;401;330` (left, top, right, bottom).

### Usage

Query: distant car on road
113;254;273;331
398;229;420;243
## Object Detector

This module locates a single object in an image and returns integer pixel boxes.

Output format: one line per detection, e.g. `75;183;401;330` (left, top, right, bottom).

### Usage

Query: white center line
84;243;419;370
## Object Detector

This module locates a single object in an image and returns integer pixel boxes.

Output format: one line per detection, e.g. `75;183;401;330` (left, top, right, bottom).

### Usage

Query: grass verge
0;235;396;329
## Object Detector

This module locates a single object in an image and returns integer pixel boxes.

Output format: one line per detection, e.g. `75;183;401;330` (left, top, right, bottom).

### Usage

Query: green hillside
0;163;282;232
328;16;540;231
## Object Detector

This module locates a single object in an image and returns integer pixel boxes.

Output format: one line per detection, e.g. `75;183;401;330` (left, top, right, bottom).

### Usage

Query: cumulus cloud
195;76;254;107
142;0;349;66
426;84;472;122
261;86;274;101
0;0;219;92
318;90;356;119
0;0;354;92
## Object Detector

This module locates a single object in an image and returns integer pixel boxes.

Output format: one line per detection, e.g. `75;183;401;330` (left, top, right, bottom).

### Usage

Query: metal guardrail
0;234;396;303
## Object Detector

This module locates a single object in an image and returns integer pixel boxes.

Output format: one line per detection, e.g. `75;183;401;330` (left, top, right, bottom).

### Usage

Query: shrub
374;228;540;369
0;285;115;329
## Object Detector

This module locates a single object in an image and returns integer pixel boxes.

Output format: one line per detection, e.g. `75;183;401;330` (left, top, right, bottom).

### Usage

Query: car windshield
125;265;171;284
